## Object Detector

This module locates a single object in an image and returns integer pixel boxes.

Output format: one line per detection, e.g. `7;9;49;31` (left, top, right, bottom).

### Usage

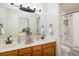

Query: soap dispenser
6;35;13;44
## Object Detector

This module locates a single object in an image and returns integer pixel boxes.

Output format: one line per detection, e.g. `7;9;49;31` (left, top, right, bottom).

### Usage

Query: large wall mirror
0;3;48;43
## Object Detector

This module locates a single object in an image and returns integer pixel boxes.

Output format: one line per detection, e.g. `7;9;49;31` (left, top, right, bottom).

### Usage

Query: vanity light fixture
11;3;41;13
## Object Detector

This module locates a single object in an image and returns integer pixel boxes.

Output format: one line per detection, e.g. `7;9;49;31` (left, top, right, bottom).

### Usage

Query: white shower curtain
61;14;72;46
72;12;79;48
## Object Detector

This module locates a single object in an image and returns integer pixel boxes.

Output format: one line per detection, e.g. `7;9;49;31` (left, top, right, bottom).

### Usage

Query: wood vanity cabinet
18;47;32;56
0;42;56;56
0;50;17;56
42;42;56;56
32;45;42;56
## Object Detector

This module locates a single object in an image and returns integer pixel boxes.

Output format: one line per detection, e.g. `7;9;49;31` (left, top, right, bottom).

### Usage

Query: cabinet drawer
33;50;42;56
18;47;31;55
32;45;42;51
42;42;55;49
19;53;31;56
0;50;17;56
32;45;42;56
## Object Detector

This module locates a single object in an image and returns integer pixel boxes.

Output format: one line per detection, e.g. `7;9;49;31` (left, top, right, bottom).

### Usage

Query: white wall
46;3;60;55
40;4;47;34
46;4;59;40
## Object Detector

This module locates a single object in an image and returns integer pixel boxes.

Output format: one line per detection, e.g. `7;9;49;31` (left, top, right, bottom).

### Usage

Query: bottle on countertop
17;35;21;44
6;35;13;44
9;35;12;40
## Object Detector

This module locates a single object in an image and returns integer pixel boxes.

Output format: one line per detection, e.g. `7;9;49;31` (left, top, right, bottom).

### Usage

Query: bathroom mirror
18;13;41;39
0;3;47;41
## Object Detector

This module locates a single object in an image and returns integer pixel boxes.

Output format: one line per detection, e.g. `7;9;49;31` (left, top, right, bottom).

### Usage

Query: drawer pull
33;50;41;52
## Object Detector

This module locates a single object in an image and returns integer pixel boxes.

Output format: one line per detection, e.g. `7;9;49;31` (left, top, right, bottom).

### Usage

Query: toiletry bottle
6;37;10;44
9;35;12;41
17;35;21;44
41;34;45;39
9;35;13;43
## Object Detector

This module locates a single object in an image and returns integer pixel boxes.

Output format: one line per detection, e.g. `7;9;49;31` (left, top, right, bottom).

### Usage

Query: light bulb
27;3;31;7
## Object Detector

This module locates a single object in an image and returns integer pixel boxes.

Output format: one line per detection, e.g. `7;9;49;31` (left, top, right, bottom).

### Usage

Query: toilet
61;45;70;56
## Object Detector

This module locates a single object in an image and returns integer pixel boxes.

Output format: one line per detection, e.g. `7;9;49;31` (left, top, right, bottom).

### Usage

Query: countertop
0;39;56;53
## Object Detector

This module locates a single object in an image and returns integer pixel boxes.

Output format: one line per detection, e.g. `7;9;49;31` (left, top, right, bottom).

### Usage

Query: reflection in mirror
41;25;45;39
0;24;5;35
18;17;32;44
18;14;41;43
36;16;41;40
41;25;45;35
18;17;29;33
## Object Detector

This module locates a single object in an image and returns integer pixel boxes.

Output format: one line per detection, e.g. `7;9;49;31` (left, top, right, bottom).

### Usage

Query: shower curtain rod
62;10;79;16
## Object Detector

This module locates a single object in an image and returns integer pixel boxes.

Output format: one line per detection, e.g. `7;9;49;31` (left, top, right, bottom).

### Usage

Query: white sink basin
0;43;16;49
33;39;43;43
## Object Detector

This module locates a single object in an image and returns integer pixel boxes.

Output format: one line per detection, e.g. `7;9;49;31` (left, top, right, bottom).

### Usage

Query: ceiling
60;3;79;14
1;3;79;15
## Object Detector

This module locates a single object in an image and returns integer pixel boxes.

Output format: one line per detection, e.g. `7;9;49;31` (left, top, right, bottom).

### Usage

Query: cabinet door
32;45;42;56
42;42;56;56
43;47;55;56
18;47;32;56
0;50;17;56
